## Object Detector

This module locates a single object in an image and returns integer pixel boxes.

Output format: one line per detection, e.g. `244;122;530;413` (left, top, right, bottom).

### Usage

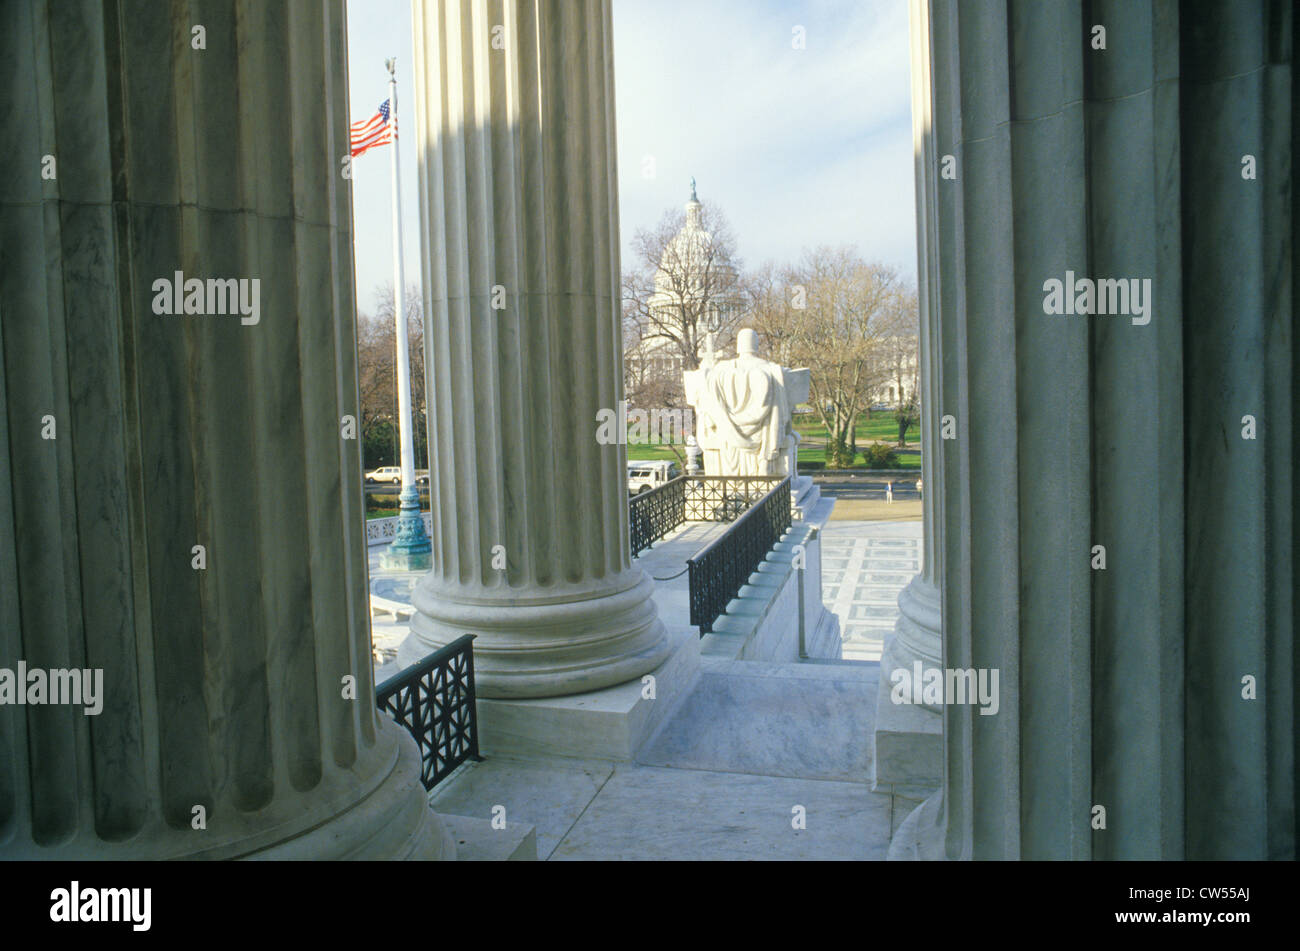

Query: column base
474;624;700;760
400;568;672;699
874;574;942;779
887;788;951;861
870;667;942;794
874;572;942;843
880;573;943;711
238;719;454;860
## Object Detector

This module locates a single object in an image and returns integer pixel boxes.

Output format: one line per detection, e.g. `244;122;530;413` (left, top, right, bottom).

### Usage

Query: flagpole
380;56;432;571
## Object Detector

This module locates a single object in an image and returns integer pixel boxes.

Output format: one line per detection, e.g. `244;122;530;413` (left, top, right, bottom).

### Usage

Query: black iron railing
376;634;481;791
687;477;792;635
684;475;784;522
629;474;787;558
629;475;687;557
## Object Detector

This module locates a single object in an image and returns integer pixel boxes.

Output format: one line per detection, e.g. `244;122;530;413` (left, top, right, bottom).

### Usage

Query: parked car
627;460;680;495
365;466;402;485
415;469;429;485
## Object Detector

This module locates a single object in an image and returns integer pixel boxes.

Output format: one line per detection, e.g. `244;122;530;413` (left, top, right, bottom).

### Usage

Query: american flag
350;99;395;157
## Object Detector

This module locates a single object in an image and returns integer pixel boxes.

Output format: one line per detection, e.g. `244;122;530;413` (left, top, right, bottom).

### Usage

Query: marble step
438;812;537;861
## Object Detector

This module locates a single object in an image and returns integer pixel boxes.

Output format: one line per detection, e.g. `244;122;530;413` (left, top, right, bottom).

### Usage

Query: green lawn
623;444;685;462
797;446;921;469
792;409;921;446
624;410;921;470
792;409;920;469
365;494;428;519
367;412;917;505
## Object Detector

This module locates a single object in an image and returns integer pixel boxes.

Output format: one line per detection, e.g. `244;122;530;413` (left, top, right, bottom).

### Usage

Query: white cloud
613;0;916;281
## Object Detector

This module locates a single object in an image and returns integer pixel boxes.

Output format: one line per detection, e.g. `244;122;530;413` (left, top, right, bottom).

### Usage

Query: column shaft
880;0;946;709
900;0;1296;861
0;0;447;859
401;0;669;697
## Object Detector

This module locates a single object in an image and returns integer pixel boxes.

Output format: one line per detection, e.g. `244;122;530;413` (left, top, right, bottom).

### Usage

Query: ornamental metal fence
683;475;784;522
629;475;687;557
687;477;792;635
629;474;785;556
375;634;481;791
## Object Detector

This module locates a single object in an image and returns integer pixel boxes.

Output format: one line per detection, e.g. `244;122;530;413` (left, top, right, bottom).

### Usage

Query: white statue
683;329;810;478
684;434;703;474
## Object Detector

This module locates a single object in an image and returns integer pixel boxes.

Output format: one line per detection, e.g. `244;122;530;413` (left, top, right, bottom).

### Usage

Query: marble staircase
430;654;894;860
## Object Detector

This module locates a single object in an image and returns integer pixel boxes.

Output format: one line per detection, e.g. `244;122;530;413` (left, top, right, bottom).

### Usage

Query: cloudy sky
345;0;916;316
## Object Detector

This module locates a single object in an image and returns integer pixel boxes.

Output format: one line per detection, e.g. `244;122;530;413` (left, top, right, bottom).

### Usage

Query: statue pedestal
792;475;820;518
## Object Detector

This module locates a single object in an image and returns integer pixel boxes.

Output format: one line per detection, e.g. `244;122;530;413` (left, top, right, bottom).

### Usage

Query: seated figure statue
683;329;810;478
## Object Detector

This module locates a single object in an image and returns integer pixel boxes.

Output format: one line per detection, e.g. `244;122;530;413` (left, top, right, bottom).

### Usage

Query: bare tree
622;196;745;374
622;298;682;406
357;282;427;468
749;247;903;468
880;287;921;446
743;262;799;367
620;300;690;467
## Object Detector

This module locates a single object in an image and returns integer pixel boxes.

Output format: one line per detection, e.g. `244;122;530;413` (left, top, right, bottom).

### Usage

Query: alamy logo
151;271;261;325
0;663;104;715
1042;271;1152;326
890;662;1000;715
595;401;693;445
50;882;151;931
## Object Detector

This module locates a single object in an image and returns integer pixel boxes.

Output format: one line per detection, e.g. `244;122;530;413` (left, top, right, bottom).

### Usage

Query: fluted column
399;0;670;698
879;0;945;709
0;1;449;859
895;0;1296;860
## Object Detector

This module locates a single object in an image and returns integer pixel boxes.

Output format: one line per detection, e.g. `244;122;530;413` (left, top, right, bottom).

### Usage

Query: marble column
879;0;946;710
398;0;670;698
894;0;1296;860
0;1;450;859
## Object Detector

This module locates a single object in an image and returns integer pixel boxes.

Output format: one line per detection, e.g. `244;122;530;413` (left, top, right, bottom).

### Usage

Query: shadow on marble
637;667;878;783
550;764;891;860
429;754;613;860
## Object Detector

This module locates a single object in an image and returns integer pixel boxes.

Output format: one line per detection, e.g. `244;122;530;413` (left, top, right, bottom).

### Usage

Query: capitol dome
660;179;717;261
649;179;741;337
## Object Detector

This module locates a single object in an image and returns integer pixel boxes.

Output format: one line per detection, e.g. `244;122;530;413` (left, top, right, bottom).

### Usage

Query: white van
627;460;681;495
364;467;429;486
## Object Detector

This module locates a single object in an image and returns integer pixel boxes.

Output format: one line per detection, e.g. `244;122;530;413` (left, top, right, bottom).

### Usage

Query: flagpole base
380;486;432;572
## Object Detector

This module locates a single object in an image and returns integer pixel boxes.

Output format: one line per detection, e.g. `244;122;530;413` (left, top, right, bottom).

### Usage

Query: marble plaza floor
818;519;923;662
430;659;896;860
368;513;922;859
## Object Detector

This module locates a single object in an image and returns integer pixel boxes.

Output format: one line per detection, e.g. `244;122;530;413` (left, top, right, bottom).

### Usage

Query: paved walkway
368;549;417;672
819;520;922;662
430;660;892;860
